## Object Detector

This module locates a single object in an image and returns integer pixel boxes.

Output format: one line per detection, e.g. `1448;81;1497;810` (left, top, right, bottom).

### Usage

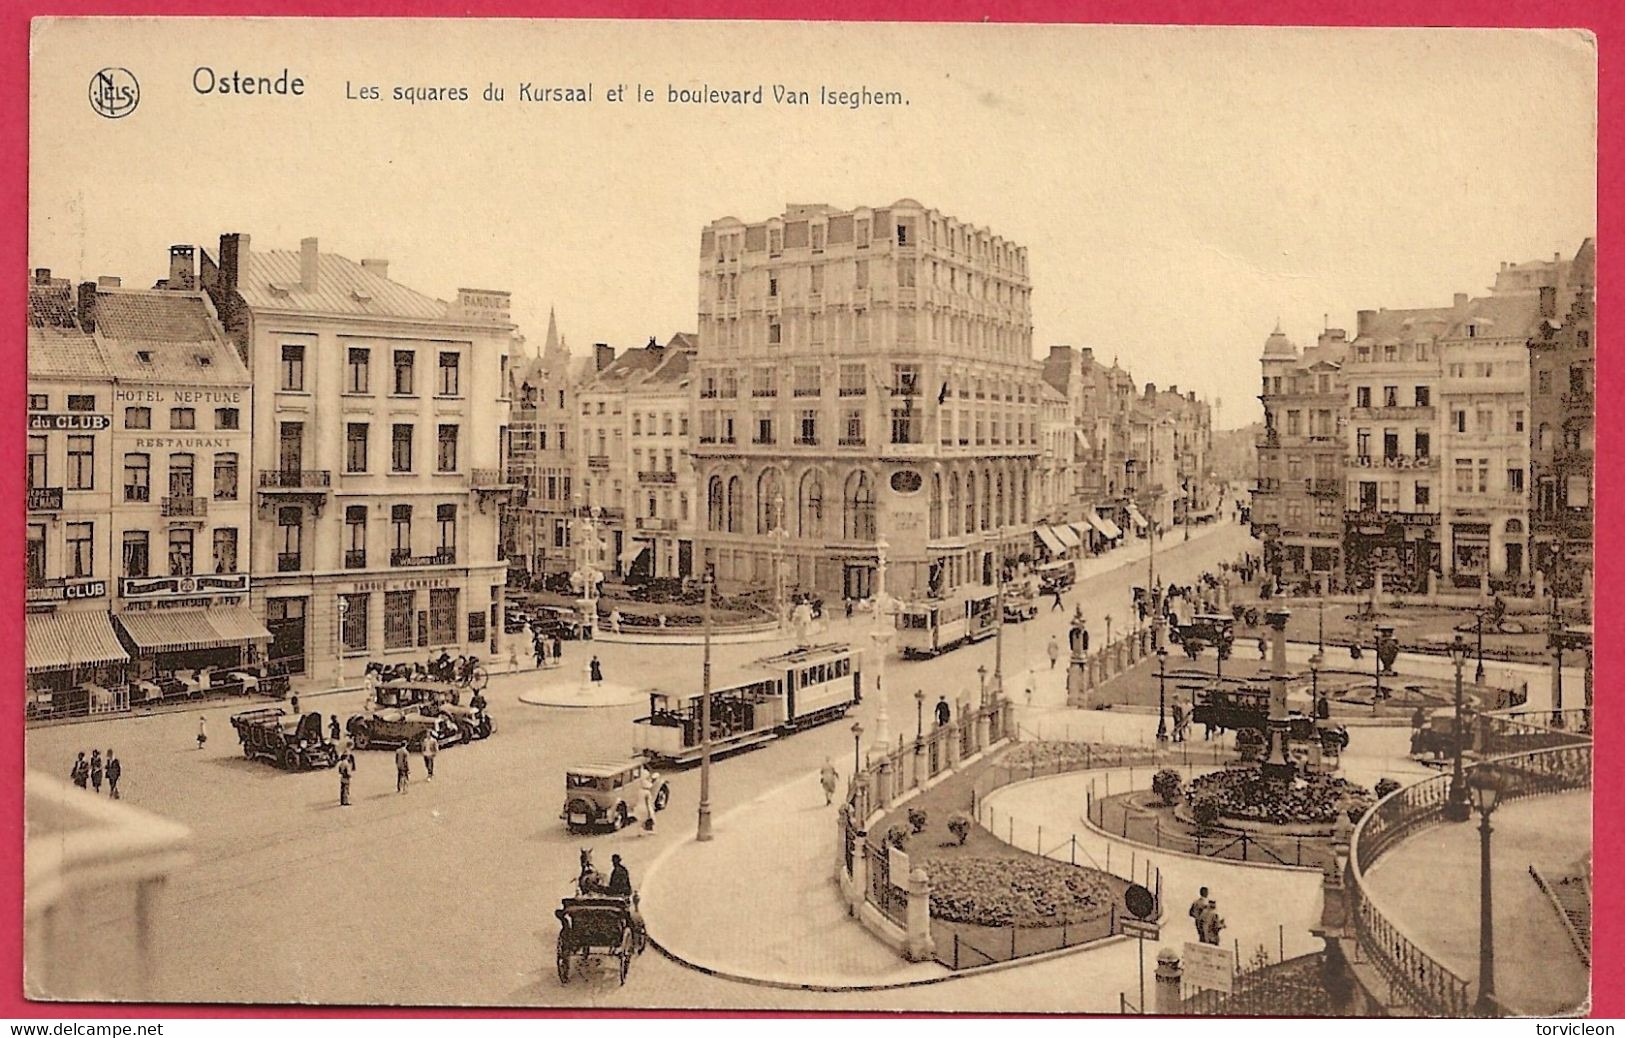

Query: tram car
896;588;1000;659
632;642;862;766
1189;685;1349;754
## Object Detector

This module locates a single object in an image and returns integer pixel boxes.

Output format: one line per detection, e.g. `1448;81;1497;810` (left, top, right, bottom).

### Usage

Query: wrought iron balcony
161;495;207;518
587;455;610;469
638;470;677;484
258;469;332;490
276;552;303;573
344;549;367;569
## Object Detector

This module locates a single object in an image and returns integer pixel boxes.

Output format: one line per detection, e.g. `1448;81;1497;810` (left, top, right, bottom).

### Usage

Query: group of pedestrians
1188;885;1227;945
69;748;122;799
531;627;565;669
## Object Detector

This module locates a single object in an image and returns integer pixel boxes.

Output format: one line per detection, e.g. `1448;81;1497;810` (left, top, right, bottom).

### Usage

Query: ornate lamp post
770;492;790;628
914;689;925;750
1445;634;1472;822
1261;608;1294;781
976;665;988;708
336;594;349;690
1309;650;1324;720
869;537;896;757
1468;767;1504;1017
850;721;864;777
1549;599;1567;729
696;566;716;842
1474;607;1486;685
1155;646;1169;742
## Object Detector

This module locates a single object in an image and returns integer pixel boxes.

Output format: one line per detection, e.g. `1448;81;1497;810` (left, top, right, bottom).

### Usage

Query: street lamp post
1309;651;1324;720
1474;608;1486;686
1445;635;1472;822
336;595;349;690
914;689;925;750
976;665;988;708
1550;599;1566;729
851;721;864;779
1468;767;1504;1017
869;538;895;756
1155;647;1169;742
696;568;715;842
993;551;1006;701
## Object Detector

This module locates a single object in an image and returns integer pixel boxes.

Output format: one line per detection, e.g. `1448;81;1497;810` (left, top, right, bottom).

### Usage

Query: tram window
901;613;927;629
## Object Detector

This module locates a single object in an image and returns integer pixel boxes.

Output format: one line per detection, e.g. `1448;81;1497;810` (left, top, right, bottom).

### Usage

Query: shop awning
1067;521;1094;543
1034;526;1066;555
1073;429;1091;451
26;611;129;672
116;605;271;653
1126;504;1149;530
1052;523;1082;549
1087;510;1124;539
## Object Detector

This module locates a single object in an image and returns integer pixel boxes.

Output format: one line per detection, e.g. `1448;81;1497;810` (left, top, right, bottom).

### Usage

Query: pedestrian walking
1189;886;1213;941
1050;586;1065;611
533;634;545;670
935;695;951;728
330;715;342;742
70;751;89;789
610;609;623;635
89;749;104;794
589;656;603;683
639;771;657;834
819;758;838;805
395;744;410;793
421;731;438;782
197;716;208;750
338;754;353;806
552;635;563;662
290;693;301;716
1047;636;1060;670
106;749;121;799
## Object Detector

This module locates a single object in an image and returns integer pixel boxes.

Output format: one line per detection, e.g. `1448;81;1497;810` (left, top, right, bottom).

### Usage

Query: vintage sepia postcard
22;17;1596;1016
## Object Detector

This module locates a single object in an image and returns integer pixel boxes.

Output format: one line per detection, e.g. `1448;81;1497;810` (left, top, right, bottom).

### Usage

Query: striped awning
1087;510;1124;540
1034;526;1066;555
26;611;130;672
1126;504;1149;530
1067;521;1094;543
116;605;271;653
1052;523;1082;549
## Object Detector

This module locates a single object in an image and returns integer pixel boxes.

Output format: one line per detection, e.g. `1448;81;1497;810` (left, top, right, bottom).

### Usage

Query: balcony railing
123;485;149;504
587;455;610;469
471;467;516;488
344;549;367;569
27;486;64;512
391;548;457;568
1350;405;1436;422
161;495;208;518
258;469;332;490
838;386;867;397
276;552;303;573
638;470;676;484
636;516;677;532
1307;480;1341;497
794;435;819;447
838;436;865;447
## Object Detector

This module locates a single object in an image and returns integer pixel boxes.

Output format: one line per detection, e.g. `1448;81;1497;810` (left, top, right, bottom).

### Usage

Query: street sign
1120;918;1160;940
1184;941;1235;993
1124;882;1156;919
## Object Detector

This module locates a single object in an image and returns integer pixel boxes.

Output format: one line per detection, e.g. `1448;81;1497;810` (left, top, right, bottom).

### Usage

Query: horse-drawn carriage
1168;613;1235;660
555;896;645;985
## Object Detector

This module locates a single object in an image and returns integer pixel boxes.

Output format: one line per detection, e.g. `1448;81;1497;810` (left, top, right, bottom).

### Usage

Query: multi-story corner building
1035;381;1073;524
506;309;579;580
25;272;123;711
1040;345;1116;516
1252;324;1348;584
1528;238;1595;596
91;262;261;687
690;200;1042;601
202;234;515;684
1436;289;1544;586
1341;308;1446;590
577;333;698;579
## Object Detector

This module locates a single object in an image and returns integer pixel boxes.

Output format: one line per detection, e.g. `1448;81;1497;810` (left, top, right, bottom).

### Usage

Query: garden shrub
908;807;929;834
1373;777;1401;800
947;814;972;846
1152;768;1184;807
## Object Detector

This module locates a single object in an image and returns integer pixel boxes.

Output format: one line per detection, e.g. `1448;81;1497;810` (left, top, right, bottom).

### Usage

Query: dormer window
136;350;151;363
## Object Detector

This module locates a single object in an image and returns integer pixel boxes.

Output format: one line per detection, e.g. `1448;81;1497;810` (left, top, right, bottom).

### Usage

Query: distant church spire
543;306;562;358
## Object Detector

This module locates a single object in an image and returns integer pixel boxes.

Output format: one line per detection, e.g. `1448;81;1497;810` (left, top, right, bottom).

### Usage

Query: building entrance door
1505;543;1524;577
266;596;307;675
279;422;304;475
844;564;872;601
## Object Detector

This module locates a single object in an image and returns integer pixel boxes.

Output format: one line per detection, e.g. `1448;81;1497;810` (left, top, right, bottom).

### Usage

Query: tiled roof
29;325;114;381
583;341;692;392
665;331;699;352
1356;306;1453;344
92;290;251;386
27;283;79;329
238;249;448;320
1448;294;1542;341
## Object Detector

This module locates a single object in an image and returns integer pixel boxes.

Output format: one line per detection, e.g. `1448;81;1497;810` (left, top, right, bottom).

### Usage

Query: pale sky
30;20;1596;427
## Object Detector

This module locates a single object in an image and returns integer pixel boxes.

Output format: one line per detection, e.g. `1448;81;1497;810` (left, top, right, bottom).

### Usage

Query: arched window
1019;469;1030;524
1504;518;1524;535
947;473;962;536
929;473;943;539
980;470;992;530
846;471;875;541
963;472;976;533
758;468;784;534
1537;423;1551;451
707;476;724;532
994;472;1005;529
726;475;743;533
799;470;824;538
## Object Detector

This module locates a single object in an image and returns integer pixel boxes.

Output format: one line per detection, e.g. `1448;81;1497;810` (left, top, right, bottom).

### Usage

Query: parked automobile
347;690;462;751
368;680;495;743
1169;613;1235;660
561;759;670;832
1002;577;1039;623
231;708;340;770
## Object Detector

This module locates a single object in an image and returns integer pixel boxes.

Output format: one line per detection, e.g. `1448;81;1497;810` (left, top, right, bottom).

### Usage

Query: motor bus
896;588;1000;659
631;642;862;766
1003;575;1039;622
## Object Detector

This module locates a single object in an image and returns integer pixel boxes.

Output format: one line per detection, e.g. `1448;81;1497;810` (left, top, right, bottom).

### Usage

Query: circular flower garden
924;856;1116;928
1186;766;1374;826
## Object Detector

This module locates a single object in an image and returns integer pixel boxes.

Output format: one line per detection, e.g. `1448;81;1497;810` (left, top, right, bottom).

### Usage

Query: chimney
76;281;98;333
1168;384;1180;397
1453;292;1469;309
648;335;660;350
594;343;616;372
1144;382;1155;398
360;258;389;279
168;244;196;290
1500;261;1508;272
97;276;121;290
1539;285;1558;319
1356;309;1376;338
1080;347;1094;366
299;237;319;291
1188;391;1197;403
33;268;49;284
219;232;248;291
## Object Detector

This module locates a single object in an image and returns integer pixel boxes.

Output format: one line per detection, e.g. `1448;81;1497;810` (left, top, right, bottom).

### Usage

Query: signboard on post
1184;941;1235;993
1120;918;1160;940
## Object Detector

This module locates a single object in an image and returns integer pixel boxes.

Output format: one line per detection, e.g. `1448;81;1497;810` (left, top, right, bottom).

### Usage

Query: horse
576;848;608;896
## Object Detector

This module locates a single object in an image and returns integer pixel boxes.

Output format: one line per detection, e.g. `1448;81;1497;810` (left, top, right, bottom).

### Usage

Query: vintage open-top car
231;708;340;770
367;679;495;743
561;759;670;832
1169;613;1236;659
347;684;463;751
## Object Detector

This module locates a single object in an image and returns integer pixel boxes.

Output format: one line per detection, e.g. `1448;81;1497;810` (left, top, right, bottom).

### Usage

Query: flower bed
1001;741;1162;771
1187;766;1372;826
925;856;1115;928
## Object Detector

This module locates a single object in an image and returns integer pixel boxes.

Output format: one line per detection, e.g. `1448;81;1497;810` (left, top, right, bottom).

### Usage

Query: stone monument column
1261;607;1294;780
1066;606;1090;708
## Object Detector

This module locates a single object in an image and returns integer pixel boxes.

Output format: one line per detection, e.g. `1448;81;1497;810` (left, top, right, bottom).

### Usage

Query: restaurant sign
121;573;250;600
29;413;111;432
26;579;109;603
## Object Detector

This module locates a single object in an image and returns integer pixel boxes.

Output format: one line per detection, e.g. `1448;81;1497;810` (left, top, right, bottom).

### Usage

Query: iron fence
1086;783;1331;871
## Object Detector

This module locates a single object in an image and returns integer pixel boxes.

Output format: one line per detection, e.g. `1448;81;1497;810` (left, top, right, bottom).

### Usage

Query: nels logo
89;68;139;119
